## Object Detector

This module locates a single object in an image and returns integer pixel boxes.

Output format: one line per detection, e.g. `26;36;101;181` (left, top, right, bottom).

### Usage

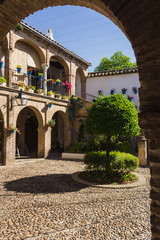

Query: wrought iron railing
0;67;68;96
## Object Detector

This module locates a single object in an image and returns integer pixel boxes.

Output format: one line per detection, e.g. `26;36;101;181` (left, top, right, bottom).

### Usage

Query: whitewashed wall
86;72;140;111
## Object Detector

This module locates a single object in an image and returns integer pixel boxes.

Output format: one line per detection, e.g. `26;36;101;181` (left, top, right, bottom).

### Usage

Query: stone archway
16;106;44;158
75;67;86;98
0;110;4;165
47;55;69;96
0;1;160;238
51;111;70;152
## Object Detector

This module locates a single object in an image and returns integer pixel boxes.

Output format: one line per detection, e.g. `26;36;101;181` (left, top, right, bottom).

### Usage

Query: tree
85;94;140;156
94;51;137;72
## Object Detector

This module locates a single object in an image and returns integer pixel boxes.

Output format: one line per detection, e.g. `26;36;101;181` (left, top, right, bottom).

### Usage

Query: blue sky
24;6;136;72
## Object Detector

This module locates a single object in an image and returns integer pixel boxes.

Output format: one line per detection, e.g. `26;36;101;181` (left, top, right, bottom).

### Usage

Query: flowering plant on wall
7;125;21;134
61;81;72;91
47;119;56;127
132;87;138;94
47;79;56;85
28;67;33;72
98;90;104;96
127;95;134;101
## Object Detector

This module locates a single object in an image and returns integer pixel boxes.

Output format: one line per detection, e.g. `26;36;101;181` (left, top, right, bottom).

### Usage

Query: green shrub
68;135;134;154
110;151;139;171
84;151;139;173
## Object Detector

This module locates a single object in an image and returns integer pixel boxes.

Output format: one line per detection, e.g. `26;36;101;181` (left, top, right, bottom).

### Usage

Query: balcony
0;67;70;101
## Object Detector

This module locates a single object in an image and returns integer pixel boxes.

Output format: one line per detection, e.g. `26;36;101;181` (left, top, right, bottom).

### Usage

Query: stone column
37;127;45;158
138;135;148;167
41;63;49;96
69;61;76;96
5;32;14;87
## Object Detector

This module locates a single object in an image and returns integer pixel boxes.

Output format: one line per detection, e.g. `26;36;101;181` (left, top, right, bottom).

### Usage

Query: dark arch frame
0;1;160;238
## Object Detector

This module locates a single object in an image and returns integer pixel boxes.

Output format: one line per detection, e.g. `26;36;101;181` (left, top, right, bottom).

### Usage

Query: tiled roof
88;68;138;78
20;21;91;66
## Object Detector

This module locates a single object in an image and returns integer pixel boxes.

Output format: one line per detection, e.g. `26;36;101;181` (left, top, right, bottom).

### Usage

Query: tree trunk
106;136;111;156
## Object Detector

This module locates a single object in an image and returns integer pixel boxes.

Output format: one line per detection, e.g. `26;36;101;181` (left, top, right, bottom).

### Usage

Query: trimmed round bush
84;151;139;173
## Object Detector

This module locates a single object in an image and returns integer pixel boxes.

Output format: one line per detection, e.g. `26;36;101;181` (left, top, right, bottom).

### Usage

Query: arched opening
47;56;69;96
13;39;45;89
0;110;4;165
75;67;86;98
16;107;43;158
51;111;70;152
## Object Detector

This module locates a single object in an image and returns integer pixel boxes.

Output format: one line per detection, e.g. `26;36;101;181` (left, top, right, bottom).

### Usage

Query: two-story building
0;22;91;165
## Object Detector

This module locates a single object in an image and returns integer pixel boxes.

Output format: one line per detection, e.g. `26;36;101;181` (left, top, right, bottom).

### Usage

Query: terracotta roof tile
88;68;138;78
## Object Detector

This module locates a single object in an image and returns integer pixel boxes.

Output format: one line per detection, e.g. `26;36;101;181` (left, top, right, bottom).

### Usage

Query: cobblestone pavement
0;158;151;240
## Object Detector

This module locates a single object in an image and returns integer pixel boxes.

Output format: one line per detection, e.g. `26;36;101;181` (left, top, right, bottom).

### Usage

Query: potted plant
48;90;55;97
27;67;33;77
37;89;44;95
62;95;69;101
62;81;72;92
98;90;104;96
79;101;83;108
47;79;56;85
56;79;61;86
122;88;127;94
132;87;138;94
25;85;33;93
17;81;25;90
110;88;115;95
38;72;43;81
73;96;78;102
0;77;7;87
7;125;21;134
47;119;56;128
127;95;134;101
0;59;4;69
31;86;36;93
55;93;61;99
17;64;22;73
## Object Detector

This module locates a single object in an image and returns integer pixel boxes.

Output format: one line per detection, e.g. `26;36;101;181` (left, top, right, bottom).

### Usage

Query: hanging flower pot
17;68;22;73
48;103;52;108
27;71;32;77
110;89;115;95
56;79;61;86
0;61;4;68
7;125;21;134
73;96;78;103
47;119;56;128
122;88;127;94
127;95;133;102
132;87;138;94
38;74;43;81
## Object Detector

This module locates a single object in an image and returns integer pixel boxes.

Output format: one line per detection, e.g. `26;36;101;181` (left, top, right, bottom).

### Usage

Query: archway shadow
5;173;87;194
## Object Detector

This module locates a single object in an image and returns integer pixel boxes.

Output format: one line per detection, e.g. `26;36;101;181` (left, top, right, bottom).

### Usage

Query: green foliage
85;93;140;139
84;151;139;173
94;51;137;72
0;77;7;83
68;135;135;154
14;23;24;32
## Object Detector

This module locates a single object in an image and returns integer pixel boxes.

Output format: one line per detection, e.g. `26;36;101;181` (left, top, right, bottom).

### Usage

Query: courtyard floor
0;158;151;240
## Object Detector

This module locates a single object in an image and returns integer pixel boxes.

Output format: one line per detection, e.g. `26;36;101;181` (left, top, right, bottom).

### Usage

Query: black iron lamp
16;89;28;106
